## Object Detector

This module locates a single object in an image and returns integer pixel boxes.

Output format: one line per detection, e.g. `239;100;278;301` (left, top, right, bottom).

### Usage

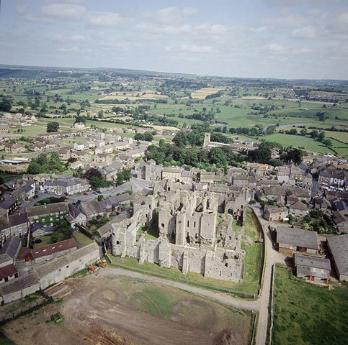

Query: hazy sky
0;0;347;79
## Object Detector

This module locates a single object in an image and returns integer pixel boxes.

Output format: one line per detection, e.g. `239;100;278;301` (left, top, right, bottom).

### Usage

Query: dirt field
99;91;168;101
191;87;224;99
3;274;252;345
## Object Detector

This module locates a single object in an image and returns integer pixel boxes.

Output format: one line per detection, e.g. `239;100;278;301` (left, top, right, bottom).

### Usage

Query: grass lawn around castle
272;265;348;345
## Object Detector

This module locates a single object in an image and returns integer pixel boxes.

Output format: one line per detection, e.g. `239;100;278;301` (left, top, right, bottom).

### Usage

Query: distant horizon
1;63;348;83
0;1;347;80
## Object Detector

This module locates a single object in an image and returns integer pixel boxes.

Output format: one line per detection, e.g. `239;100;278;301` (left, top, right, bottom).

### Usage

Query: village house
0;124;9;133
276;165;291;183
200;171;225;184
263;205;288;221
19;238;78;264
0;194;18;215
294;253;331;284
99;160;123;182
313;196;331;211
43;177;90;196
262;186;287;205
26;202;69;224
289;164;312;188
73;122;86;131
327;234;348;282
0;237;21;284
161;167;182;181
232;174;249;187
58;147;71;161
70;150;91;162
65;204;87;228
73;143;85;151
246;163;273;177
332;210;348;233
288;200;309;217
319;169;347;191
0;212;29;239
92;153;113;165
275;226;318;255
0;159;29;174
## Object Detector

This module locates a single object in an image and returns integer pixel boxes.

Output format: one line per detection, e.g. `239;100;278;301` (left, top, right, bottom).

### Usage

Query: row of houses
274;226;348;283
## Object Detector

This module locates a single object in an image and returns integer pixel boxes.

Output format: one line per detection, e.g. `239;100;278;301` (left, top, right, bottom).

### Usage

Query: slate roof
0;212;28;231
294;253;331;270
289;200;308;211
0;195;16;210
276;226;318;250
26;202;68;218
0;237;21;259
327;235;348;277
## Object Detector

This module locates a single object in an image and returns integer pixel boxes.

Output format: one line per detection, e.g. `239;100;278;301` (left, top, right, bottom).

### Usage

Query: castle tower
203;132;211;148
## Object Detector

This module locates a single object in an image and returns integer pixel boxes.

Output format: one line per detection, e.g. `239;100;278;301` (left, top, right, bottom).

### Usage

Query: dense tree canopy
134;131;154;142
28;152;66;174
47;121;59;133
116;168;131;185
84;168;111;189
0;97;12;112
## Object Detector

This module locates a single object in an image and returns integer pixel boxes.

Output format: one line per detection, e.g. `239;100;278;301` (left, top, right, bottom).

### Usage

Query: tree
74;115;86;124
173;131;187;147
27;152;66;174
317;131;325;142
322;139;332;147
84;168;111;189
285;148;303;164
47;122;59;133
134;131;154;142
0;97;12;112
116;168;131;185
208;147;226;166
248;142;273;164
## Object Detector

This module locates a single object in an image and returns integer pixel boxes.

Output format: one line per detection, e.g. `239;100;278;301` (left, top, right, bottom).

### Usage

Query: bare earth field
3;273;252;345
191;87;224;99
100;91;168;101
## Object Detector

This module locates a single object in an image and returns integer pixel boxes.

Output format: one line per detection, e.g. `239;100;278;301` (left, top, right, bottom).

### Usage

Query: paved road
98;205;285;345
251;206;285;345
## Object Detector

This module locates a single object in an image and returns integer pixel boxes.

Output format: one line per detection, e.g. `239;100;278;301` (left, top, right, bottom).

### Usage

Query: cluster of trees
146;140;244;169
116;168;131;185
28;152;66;174
248;142;303;165
251;103;280;114
47;121;59;133
302;209;335;234
173;126;231;148
84;168;112;189
0;97;12;112
310;130;332;147
134;131;155;142
74;115;86;124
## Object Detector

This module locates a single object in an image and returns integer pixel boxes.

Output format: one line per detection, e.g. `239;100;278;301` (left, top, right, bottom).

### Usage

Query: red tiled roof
17;247;33;262
31;238;77;259
0;264;17;280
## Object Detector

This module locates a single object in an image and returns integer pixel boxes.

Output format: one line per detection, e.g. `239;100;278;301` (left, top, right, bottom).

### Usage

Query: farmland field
2;274;253;345
191;87;224;99
272;266;348;345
